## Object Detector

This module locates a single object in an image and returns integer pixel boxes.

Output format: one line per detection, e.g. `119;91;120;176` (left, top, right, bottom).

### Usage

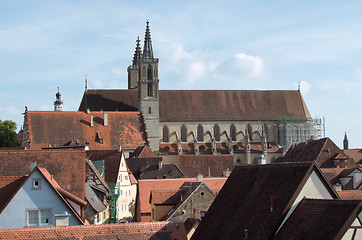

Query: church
77;21;321;165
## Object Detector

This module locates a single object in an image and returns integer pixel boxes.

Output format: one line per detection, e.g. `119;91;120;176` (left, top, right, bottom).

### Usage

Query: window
214;124;220;141
27;209;51;226
32;178;41;190
163;126;169;142
181;125;187;142
230;124;236;141
125;175;128;180
147;83;153;97
197;124;204;142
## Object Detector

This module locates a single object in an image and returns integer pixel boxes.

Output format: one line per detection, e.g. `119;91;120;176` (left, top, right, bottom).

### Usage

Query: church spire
143;20;154;60
54;85;63;111
132;36;142;67
343;132;349;150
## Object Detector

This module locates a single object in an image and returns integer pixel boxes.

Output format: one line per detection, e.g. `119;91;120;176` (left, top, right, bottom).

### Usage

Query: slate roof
344;149;362;164
178;155;234;178
281;138;357;168
0;221;187;240
0;148;85;199
191;162;338;240
79;89;312;122
25;111;146;150
338;190;362;200
0;176;27;213
273;198;362;240
137;178;227;222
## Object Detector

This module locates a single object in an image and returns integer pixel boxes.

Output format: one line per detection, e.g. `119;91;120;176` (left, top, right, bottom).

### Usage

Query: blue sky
1;0;362;148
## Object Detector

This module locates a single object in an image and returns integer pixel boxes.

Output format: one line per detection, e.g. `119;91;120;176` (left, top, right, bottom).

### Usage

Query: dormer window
96;131;104;144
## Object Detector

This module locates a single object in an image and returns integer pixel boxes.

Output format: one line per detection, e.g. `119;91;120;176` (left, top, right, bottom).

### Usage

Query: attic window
32;178;41;190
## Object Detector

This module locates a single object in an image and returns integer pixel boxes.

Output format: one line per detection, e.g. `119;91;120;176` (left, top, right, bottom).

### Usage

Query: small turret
54;85;63;111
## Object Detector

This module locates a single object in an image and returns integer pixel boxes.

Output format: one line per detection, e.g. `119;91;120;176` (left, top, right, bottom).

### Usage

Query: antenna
85;74;88;92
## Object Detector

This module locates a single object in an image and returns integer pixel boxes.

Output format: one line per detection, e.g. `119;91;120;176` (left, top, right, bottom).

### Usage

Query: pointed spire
132;36;143;67
143;20;154;60
85;74;88;92
343;132;349;150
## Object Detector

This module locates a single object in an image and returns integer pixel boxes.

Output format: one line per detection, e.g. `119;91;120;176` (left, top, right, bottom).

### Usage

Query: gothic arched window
147;83;153;97
147;65;153;80
230;124;236;141
162;126;169;142
214;124;220;141
181;125;187;142
197;124;204;142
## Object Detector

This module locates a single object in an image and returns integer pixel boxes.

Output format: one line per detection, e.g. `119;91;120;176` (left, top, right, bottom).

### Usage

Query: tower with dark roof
137;21;160;152
54;86;63;111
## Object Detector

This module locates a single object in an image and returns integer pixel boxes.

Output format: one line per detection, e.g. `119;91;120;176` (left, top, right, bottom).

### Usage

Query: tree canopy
0;119;20;147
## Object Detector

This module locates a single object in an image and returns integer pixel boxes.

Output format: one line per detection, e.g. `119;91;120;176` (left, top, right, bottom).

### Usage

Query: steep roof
25;111;146;150
138;177;227;219
178;154;234;178
86;150;121;184
345;149;362;164
0;221;187;240
273;198;362;240
131;145;158;158
139;164;184;179
79;89;312;122
0;176;27;213
191;162;336;240
282;138;357;168
0;148;85;199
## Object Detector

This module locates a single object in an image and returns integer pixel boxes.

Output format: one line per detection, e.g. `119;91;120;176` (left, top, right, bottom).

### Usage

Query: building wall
160;121;277;144
168;184;215;221
0;170;81;229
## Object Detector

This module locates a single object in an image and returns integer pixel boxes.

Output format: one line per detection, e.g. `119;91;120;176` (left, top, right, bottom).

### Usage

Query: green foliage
0;119;20;147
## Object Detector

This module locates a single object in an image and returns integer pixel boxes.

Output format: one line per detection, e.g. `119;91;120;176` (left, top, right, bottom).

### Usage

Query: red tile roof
344;149;362;164
0;221;187;239
0;176;27;213
274;198;362;240
338;190;362;200
137;177;227;221
191;162;339;240
178;154;234;178
0;148;85;199
282;138;357;168
79;89;312;121
131;145;158;158
25;111;146;150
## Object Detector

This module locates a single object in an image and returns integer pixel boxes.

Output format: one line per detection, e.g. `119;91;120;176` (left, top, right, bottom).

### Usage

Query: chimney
158;160;163;170
196;173;203;182
90;114;94;127
103;112;108;127
30;161;37;171
86;108;90;115
226;168;230;177
118;145;122;152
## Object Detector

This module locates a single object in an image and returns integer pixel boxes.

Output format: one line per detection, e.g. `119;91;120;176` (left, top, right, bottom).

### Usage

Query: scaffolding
278;118;322;151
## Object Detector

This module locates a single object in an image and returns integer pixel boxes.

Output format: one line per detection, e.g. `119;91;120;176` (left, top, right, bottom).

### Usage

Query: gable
0;149;85;199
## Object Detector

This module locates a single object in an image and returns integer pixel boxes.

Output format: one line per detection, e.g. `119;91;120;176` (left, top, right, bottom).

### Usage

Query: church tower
137;21;160;152
54;85;63;111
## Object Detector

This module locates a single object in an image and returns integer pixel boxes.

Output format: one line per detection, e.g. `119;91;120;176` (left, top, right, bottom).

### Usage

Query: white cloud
112;67;124;76
217;53;264;78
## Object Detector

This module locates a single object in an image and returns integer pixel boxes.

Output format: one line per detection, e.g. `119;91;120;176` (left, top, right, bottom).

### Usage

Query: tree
0;119;20;147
